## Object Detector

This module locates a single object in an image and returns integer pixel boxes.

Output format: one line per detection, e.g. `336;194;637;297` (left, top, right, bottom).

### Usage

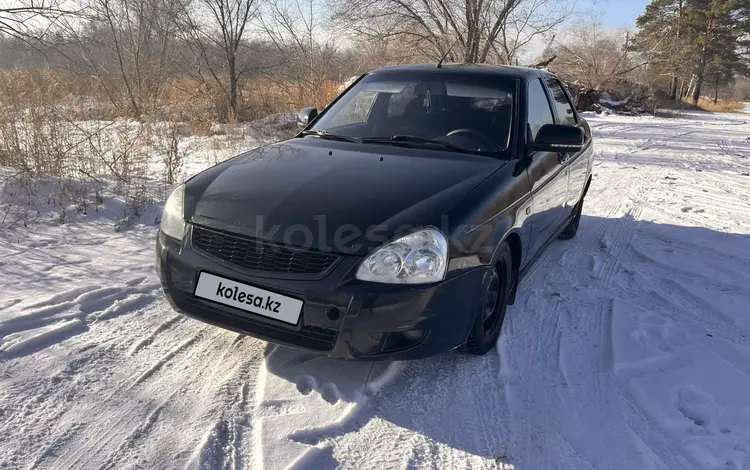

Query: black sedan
156;64;594;360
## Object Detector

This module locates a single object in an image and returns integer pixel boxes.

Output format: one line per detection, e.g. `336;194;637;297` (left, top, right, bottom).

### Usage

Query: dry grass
694;98;744;113
0;69;346;127
0;68;326;228
0;72;188;228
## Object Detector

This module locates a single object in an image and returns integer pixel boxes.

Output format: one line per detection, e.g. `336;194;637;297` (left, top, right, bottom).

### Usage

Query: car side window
329;91;379;128
527;78;555;141
545;77;577;126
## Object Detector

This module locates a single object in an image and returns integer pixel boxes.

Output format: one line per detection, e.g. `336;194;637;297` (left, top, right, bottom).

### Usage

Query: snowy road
1;109;750;469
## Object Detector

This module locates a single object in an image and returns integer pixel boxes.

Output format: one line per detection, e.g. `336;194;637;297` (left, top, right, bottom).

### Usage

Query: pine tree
636;0;750;104
687;0;748;103
635;0;689;100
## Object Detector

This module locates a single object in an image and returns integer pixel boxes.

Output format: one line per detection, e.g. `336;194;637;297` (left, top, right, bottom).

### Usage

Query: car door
544;76;588;208
525;77;570;260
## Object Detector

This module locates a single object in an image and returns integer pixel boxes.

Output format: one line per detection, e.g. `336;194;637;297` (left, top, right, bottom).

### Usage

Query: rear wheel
463;243;512;356
559;197;584;240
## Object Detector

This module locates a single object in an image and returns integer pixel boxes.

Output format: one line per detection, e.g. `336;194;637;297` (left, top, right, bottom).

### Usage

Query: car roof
368;63;548;80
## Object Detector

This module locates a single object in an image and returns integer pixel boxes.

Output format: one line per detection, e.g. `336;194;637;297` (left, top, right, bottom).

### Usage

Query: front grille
175;292;338;351
192;225;339;275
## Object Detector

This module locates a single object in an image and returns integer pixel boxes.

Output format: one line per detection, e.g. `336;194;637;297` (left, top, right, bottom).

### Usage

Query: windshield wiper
299;130;361;143
362;135;471;153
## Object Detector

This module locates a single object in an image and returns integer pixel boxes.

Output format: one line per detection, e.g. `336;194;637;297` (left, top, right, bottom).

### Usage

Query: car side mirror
297;107;318;129
531;124;584;153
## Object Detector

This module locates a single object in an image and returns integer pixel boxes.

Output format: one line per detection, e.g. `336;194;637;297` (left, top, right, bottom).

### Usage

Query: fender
443;159;532;279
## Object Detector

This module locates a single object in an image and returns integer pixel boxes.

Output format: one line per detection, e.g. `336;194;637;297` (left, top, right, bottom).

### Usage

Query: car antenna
437;38;460;68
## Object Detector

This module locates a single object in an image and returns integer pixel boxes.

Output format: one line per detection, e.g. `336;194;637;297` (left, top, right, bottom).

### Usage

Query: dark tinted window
545;77;577;125
527;78;554;140
310;74;515;154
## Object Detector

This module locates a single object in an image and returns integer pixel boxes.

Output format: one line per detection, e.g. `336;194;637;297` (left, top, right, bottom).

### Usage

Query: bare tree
549;20;648;90
70;0;183;117
494;0;573;64
0;0;73;40
330;0;575;64
261;0;340;108
177;0;262;120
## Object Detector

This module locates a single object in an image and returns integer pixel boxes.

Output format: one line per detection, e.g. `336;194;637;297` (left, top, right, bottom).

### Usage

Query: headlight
355;228;448;284
160;185;185;240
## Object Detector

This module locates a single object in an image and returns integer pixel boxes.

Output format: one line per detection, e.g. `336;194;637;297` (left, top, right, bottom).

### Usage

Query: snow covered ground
1;107;750;470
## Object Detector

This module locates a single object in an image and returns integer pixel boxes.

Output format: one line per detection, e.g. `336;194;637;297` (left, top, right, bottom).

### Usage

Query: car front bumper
156;227;487;360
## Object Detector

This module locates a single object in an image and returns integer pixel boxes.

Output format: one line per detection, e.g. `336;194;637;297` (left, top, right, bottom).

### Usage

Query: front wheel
463;243;512;356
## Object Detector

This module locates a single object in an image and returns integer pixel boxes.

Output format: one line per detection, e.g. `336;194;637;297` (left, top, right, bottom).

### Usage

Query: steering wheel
445;128;497;150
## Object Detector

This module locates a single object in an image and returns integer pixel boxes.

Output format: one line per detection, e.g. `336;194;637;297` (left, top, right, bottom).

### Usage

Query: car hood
185;138;503;255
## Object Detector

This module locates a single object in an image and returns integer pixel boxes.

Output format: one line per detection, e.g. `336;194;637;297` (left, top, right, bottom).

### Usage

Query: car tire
559;198;583;240
463;243;512;356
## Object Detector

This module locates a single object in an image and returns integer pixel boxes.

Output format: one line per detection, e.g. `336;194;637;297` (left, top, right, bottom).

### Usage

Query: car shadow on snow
261;215;750;467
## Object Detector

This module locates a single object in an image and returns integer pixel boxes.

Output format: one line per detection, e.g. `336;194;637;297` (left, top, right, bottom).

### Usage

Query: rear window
545;77;577;126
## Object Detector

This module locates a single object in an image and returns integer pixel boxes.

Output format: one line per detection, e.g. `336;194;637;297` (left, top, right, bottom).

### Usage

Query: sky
580;0;652;29
516;0;651;63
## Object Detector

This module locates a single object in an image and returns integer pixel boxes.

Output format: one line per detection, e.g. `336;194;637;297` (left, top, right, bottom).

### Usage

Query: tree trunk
713;74;719;104
692;20;711;106
228;53;238;121
685;74;695;100
692;44;709;105
672;0;682;102
691;71;704;105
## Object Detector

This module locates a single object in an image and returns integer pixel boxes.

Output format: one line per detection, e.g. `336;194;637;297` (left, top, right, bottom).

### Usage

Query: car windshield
307;73;515;156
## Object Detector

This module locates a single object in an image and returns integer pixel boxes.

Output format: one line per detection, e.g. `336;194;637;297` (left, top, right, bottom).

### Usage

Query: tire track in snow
0;280;160;339
52;327;230;470
184;354;258;470
677;185;750;215
24;285;102;310
25;422;86;470
698;174;750;208
594;158;672;287
717;138;748;158
61;331;254;470
470;347;508;462
128;314;184;356
2;341;125;470
128;333;203;388
1;319;88;359
94;391;177;470
0;278;161;362
138;336;262;470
